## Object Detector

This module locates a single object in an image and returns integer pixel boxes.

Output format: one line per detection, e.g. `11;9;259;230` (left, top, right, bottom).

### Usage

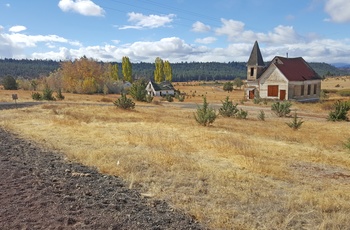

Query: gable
259;64;288;85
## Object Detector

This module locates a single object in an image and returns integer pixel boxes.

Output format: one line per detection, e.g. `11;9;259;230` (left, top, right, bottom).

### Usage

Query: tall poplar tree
154;57;164;83
109;63;119;81
164;60;172;82
122;56;132;83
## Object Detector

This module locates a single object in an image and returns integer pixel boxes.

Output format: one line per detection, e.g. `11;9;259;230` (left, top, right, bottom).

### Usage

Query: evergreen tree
164;60;173;82
129;79;147;102
122;56;133;83
154;57;164;83
194;96;217;126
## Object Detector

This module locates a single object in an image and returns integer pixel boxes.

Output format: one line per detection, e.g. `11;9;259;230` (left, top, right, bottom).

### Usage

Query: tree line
0;58;349;83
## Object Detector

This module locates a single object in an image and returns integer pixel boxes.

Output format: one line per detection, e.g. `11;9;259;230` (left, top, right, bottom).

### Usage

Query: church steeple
247;41;265;81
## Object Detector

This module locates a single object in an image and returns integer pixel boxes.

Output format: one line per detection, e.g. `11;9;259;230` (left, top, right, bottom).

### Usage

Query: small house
246;41;322;101
146;81;175;97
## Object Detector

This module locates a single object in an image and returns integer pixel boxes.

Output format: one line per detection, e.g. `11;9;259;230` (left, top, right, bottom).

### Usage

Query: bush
165;94;174;102
236;109;248;119
129;79;147;102
327;100;350;121
145;94;153;103
114;93;135;110
271;101;292;117
194;96;217;126
223;82;234;92
42;87;56;101
1;76;18;90
219;96;238;117
286;112;304;130
32;92;42;101
56;88;65;100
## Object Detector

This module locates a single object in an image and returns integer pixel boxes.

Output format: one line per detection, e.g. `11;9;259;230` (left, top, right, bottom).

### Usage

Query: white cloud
215;18;301;45
215;19;245;40
195;37;217;44
58;0;105;17
5;3;10;7
325;0;350;23
192;21;211;33
9;25;27;33
119;12;175;30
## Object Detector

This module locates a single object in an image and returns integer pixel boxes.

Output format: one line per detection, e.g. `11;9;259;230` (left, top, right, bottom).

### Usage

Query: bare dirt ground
0;127;205;230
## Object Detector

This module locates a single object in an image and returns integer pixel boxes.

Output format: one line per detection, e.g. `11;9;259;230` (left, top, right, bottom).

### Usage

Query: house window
314;84;317;94
250;68;254;77
307;85;311;95
301;85;304;96
267;85;279;97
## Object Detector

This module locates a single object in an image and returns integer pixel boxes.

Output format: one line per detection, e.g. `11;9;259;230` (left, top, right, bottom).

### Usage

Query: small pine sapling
194;96;217;126
219;96;238;117
114;93;135;110
286;112;304;130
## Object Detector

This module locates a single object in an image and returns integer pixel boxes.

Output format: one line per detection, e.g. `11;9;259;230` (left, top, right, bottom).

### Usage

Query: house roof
149;81;175;91
273;56;321;81
247;41;265;67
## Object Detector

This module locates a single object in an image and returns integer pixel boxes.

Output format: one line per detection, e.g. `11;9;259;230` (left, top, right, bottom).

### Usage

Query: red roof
273;56;321;81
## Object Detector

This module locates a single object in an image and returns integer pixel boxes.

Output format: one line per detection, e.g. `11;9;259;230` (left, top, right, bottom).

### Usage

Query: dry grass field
1;77;350;229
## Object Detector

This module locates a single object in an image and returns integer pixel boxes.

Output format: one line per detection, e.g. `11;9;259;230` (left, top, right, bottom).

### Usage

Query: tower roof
247;41;265;66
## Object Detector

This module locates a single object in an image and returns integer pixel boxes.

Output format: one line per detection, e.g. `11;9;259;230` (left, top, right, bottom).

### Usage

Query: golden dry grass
1;79;350;229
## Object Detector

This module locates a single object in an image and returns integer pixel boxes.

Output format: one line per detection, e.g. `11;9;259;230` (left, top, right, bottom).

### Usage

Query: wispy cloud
58;0;105;17
192;21;211;33
119;12;175;30
195;37;217;44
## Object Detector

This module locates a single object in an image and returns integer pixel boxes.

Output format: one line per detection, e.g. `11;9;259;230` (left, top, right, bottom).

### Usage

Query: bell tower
247;41;265;81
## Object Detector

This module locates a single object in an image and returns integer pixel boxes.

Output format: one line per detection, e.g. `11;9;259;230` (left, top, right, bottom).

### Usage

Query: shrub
129;79;147;102
223;82;234;92
114;93;135;110
327;100;350;121
286;112;304;130
194;96;217;126
257;110;265;121
165;94;174;102
32;92;42;101
42;87;55;101
219;96;238;117
236;109;248;119
271;101;292;117
145;94;153;103
56;88;65;100
2;76;18;90
177;94;185;102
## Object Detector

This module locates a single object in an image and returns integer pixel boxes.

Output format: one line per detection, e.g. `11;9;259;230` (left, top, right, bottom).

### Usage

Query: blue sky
0;0;350;64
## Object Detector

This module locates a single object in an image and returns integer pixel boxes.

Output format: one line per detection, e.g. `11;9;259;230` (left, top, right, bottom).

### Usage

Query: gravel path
0;128;205;230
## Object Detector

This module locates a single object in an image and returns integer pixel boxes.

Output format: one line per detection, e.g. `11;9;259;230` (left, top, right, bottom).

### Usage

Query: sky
0;0;350;64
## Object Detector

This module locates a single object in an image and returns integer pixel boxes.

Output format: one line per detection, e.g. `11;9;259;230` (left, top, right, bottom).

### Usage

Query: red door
249;90;254;99
280;90;286;100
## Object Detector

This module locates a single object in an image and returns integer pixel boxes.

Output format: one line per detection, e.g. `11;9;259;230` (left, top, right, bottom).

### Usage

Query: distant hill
0;58;349;82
